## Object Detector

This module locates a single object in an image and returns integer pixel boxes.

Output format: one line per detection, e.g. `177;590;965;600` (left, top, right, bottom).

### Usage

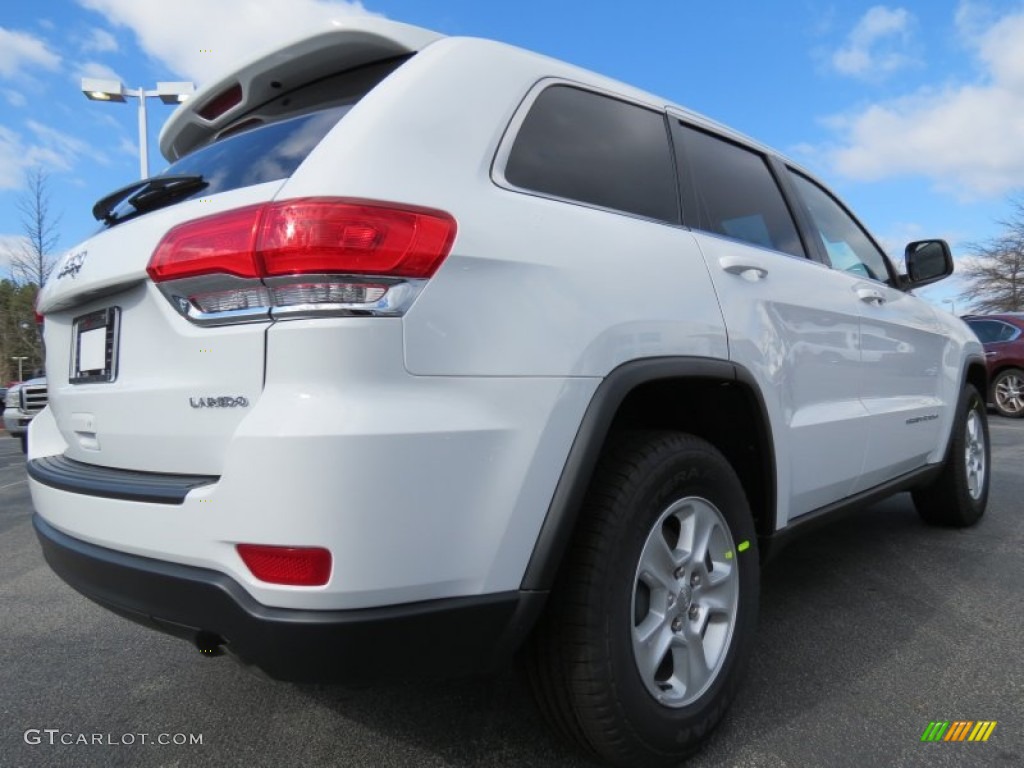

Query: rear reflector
237;544;332;586
148;198;456;282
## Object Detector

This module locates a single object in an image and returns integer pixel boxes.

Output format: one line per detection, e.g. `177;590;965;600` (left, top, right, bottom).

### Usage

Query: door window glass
789;171;892;283
673;123;805;258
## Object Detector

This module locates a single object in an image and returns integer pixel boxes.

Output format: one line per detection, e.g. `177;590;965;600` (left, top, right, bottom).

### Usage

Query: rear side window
504;85;679;224
968;319;1019;343
673;122;806;259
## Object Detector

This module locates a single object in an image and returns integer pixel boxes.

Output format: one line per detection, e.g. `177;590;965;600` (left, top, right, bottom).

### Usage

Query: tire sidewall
953;385;990;520
601;441;759;753
992;369;1024;419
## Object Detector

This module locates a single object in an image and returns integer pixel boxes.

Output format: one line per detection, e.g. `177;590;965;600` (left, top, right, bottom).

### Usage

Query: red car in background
963;314;1024;418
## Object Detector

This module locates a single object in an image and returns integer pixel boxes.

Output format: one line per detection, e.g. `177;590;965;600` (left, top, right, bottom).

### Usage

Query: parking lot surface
1;421;1022;767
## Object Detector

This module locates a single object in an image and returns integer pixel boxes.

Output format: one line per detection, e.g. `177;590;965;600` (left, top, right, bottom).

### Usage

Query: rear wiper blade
92;174;207;224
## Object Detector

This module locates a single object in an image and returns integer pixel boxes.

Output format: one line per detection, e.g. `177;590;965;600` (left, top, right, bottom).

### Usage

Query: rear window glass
103;58;407;225
162;107;347;194
504;85;679;224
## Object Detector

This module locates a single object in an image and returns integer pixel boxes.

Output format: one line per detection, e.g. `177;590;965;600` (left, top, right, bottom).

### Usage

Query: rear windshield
161;107;348;195
103;57;407;225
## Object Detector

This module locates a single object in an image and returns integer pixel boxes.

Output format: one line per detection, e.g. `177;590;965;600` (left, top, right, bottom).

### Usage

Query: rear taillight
236;544;332;587
147;198;456;324
148;204;263;281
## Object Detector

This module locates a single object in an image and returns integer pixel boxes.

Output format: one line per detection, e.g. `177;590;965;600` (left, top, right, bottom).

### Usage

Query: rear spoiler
159;18;443;162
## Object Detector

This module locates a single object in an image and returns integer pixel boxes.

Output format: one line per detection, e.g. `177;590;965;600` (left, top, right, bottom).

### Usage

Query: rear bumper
34;514;545;683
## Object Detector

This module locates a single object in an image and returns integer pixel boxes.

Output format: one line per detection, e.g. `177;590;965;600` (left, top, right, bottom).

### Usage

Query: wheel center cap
677;583;693;612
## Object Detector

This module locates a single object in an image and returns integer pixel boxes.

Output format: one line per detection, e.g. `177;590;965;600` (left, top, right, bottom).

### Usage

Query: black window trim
781;164;899;287
491;77;683;228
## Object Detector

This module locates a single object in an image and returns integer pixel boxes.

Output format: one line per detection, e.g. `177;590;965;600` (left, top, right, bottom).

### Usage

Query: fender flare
520;356;776;591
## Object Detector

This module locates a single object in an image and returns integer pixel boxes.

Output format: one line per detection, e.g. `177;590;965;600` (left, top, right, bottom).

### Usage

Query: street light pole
135;86;149;179
81;79;195;179
11;356;28;381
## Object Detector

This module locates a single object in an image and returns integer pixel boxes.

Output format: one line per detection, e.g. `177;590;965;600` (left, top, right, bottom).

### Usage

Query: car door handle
857;287;886;305
718;256;767;281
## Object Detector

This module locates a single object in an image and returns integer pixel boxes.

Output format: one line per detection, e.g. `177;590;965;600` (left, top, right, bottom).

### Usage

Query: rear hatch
36;21;441;475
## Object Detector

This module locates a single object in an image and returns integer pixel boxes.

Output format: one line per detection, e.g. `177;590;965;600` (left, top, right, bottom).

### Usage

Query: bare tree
11;166;61;287
959;197;1024;313
0;167;60;379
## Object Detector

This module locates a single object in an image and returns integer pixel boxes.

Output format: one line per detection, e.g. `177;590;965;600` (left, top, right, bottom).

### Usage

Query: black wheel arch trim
963;352;987;392
520;356;776;591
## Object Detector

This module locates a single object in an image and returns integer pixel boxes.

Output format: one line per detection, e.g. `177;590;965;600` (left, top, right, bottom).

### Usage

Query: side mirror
904;239;953;289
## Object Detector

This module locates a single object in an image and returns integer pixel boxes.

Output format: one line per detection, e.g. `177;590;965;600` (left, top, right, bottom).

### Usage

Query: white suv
29;18;988;767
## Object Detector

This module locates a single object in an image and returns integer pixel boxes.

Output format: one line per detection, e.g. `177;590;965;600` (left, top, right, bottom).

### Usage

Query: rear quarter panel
275;37;729;377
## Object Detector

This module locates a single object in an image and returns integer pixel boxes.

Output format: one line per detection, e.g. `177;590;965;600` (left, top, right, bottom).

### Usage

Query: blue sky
2;0;1024;312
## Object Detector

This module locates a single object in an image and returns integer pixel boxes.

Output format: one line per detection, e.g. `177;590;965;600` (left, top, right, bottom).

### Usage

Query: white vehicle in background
26;18;987;767
4;377;47;453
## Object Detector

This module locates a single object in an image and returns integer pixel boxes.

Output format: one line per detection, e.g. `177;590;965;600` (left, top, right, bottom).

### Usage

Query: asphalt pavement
1;421;1022;768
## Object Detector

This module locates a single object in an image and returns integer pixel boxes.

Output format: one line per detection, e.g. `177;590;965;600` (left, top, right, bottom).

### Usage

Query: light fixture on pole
11;356;28;381
81;78;196;179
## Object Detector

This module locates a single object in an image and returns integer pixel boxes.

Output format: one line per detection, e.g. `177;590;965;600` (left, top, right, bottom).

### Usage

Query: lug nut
667;593;676;606
690;573;701;587
671;617;683;633
688;605;699;621
674;566;685;580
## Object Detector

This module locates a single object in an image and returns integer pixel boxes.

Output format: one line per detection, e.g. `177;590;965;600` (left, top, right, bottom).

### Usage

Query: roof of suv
159;18;796;177
159;18;444;161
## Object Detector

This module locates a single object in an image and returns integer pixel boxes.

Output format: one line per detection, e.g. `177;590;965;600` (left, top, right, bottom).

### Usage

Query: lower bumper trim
33;514;546;683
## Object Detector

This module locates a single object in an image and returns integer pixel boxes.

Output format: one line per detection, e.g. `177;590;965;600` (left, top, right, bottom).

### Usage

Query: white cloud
832;6;915;79
75;59;125;84
117;135;137;158
3;89;27;107
875;221;925;260
0;234;31;273
0;127;33;189
826;8;1024;198
0;120;101;190
0;27;60;78
76;0;377;85
81;27;118;54
27;121;93;166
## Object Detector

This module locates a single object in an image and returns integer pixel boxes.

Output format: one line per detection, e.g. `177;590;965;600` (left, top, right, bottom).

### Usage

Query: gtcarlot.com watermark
24;729;202;746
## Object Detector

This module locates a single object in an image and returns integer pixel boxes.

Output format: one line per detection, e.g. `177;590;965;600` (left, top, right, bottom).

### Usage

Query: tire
911;384;989;527
991;368;1024;418
525;431;759;767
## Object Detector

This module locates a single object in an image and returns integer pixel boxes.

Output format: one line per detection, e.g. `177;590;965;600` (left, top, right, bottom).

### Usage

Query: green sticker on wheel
738;540;750;553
